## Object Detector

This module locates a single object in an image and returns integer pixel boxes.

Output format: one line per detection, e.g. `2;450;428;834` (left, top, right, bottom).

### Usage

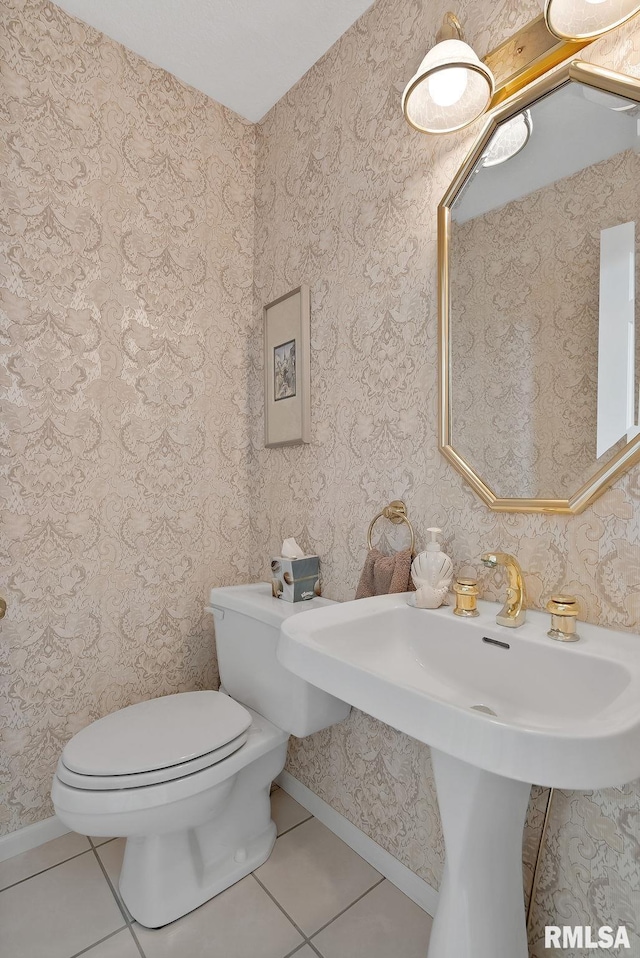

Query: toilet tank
208;583;351;737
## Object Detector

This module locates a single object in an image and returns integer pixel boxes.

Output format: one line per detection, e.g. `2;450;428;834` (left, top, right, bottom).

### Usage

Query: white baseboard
0;816;70;863
276;770;438;918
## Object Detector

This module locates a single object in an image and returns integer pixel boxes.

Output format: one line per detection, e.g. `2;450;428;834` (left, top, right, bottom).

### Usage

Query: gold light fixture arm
437;12;463;43
483;14;591;109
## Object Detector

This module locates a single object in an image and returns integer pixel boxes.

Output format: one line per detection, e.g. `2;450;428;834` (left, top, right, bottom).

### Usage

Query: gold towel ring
367;500;415;554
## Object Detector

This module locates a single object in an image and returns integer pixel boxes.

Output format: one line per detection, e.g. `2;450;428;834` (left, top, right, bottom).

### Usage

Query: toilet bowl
51;583;350;928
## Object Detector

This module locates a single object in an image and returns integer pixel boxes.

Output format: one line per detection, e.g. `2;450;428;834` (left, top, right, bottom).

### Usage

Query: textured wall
450;148;640;500
3;0;640;954
0;0;255;834
251;1;640;955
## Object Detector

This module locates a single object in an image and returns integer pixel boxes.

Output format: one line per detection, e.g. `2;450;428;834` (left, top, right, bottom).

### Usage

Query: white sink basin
278;593;640;790
278;592;640;958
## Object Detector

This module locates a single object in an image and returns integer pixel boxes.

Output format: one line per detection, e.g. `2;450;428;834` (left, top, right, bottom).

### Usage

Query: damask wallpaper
2;0;640;956
450;148;640;500
251;0;640;955
1;0;255;832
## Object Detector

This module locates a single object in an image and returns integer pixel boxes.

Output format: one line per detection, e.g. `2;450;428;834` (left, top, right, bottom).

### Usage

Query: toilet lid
62;691;252;777
56;730;249;789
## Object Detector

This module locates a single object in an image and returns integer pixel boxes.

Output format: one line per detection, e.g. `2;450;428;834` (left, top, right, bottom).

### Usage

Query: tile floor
0;788;433;958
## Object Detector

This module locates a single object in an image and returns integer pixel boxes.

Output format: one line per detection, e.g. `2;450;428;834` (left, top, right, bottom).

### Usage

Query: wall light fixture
544;0;640;41
402;13;494;133
403;6;640;134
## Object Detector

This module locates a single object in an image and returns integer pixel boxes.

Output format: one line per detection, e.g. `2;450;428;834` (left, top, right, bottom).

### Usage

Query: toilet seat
52;706;288;821
57;730;249;790
58;691;252;790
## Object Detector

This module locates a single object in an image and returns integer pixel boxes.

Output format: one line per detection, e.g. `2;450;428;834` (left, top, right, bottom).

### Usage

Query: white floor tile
271;789;312;836
1;803;426;958
81;928;142;957
0;831;91;891
134;874;303;958
312;880;433;958
0;850;125;958
254;818;381;936
90;836;115;848
95;838;125;885
94;839;130;916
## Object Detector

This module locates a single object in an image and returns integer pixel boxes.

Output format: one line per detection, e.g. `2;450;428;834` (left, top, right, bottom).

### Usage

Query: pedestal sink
277;594;640;958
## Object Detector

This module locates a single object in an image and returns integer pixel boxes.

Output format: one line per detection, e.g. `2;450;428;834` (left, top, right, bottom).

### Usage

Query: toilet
51;583;350;928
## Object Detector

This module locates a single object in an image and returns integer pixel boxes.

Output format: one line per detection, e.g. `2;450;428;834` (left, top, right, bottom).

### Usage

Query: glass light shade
544;0;640;39
481;110;533;167
402;39;495;134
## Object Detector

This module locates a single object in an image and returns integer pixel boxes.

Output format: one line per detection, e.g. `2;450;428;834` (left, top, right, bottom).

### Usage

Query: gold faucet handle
546;594;579;641
453;577;479;618
546;594;579;615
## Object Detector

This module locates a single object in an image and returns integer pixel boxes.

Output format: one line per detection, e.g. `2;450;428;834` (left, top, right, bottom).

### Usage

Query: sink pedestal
428;749;531;958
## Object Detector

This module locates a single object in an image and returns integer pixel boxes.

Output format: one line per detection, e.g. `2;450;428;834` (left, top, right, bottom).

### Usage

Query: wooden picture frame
264;285;311;447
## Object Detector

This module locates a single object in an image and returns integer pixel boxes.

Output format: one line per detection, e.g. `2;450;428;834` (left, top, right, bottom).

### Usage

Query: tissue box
271;555;320;602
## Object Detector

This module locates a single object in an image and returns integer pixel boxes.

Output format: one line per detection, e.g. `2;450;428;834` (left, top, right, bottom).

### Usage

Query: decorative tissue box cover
271;556;320;602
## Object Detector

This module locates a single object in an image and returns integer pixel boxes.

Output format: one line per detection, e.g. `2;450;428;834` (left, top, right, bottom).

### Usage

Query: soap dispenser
424;528;453;586
410;528;454;609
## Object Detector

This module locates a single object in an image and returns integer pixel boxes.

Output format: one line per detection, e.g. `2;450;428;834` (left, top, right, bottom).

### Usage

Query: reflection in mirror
447;76;640;502
597;221;637;459
481;110;532;167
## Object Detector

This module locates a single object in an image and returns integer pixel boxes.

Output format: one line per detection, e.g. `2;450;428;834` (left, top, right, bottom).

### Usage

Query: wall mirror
439;61;640;513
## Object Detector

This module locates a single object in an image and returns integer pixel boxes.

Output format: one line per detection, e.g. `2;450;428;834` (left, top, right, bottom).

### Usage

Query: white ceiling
53;0;376;122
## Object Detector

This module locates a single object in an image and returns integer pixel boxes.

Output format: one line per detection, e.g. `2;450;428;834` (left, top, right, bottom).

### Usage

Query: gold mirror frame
439;60;640;514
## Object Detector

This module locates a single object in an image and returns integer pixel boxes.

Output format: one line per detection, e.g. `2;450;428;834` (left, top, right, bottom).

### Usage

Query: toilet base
118;734;286;927
121;815;277;928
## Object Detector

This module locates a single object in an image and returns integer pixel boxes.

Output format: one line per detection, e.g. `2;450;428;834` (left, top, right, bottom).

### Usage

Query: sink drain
470;704;497;716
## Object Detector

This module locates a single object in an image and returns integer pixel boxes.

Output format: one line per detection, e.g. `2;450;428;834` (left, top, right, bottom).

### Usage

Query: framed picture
264;286;311;447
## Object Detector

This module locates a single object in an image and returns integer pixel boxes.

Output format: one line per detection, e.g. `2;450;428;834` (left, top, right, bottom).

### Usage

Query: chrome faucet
480;552;526;628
